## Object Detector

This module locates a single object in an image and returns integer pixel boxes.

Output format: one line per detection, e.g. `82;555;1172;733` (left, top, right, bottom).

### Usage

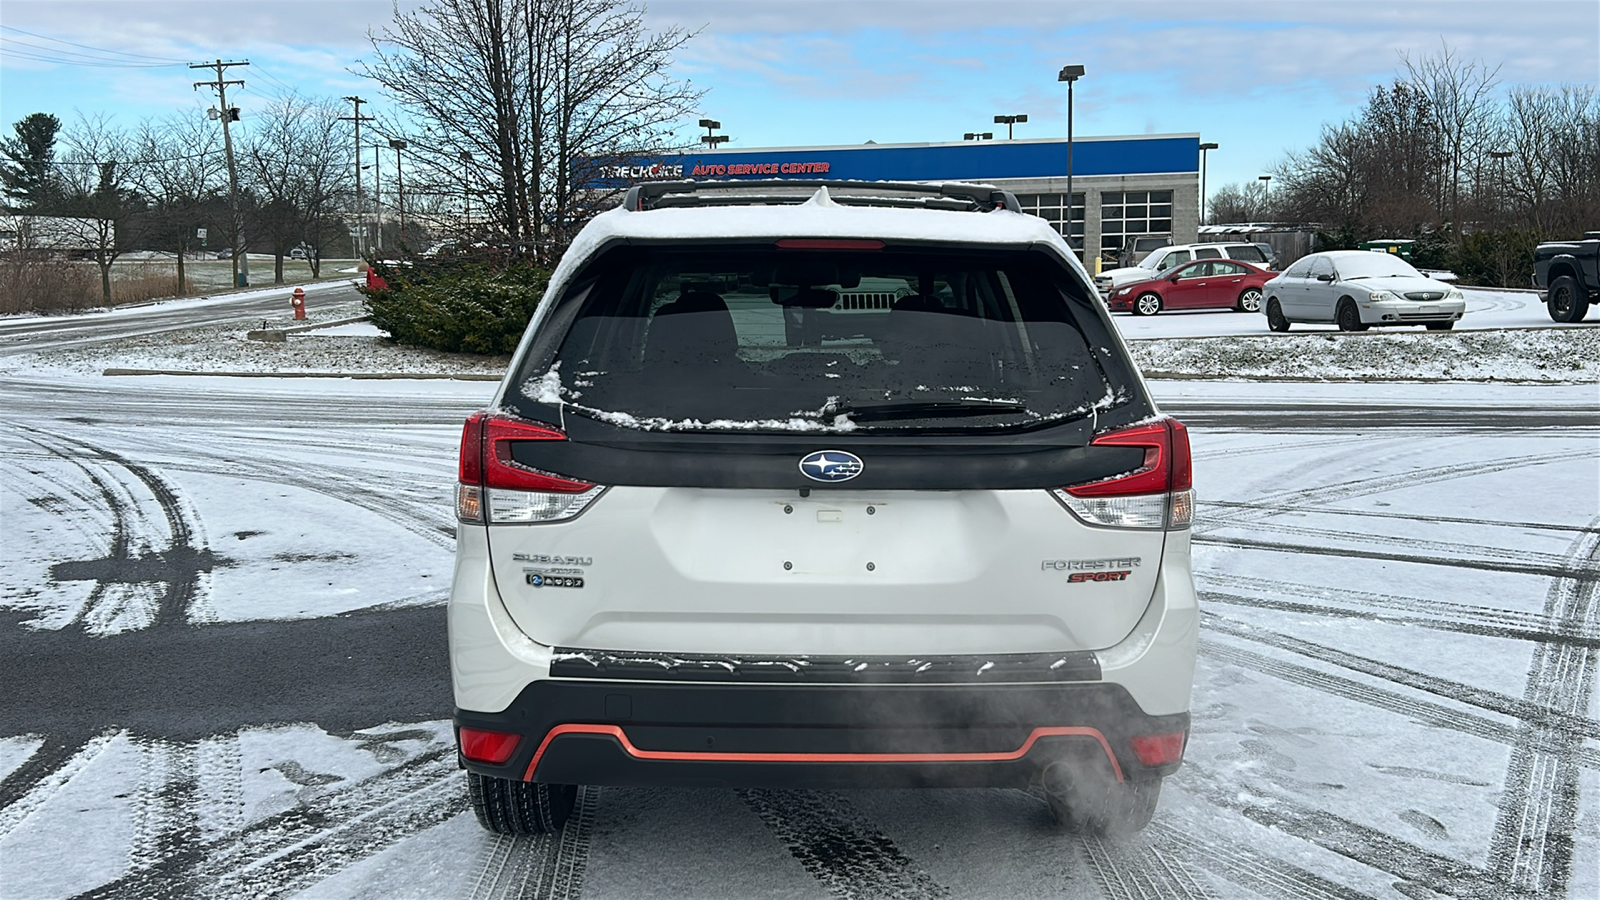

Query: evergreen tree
0;113;63;210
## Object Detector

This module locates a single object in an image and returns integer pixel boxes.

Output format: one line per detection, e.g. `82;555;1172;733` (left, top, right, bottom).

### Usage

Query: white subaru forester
449;180;1198;837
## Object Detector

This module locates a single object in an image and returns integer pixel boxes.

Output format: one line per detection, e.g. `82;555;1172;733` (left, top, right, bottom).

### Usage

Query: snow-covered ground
2;290;1594;384
1;305;1596;898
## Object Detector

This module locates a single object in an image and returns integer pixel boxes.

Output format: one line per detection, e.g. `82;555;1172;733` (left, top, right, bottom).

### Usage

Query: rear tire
1134;293;1163;316
1425;321;1455;331
1236;287;1263;312
1043;765;1163;837
1337;299;1368;332
1266;299;1290;332
468;772;576;835
1547;275;1589;323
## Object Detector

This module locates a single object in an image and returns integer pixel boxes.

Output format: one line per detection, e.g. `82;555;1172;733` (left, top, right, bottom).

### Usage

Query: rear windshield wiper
831;398;1032;423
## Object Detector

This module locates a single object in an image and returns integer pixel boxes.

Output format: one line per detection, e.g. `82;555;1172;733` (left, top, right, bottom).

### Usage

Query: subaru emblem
799;450;864;483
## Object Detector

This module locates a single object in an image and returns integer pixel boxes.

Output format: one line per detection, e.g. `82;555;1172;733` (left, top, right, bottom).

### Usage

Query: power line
0;43;187;69
0;25;189;64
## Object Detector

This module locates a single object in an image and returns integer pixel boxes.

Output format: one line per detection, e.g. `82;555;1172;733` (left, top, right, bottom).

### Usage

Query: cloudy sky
1;0;1596;194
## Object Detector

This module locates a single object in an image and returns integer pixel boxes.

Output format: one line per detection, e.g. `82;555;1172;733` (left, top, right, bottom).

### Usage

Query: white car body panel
485;487;1168;658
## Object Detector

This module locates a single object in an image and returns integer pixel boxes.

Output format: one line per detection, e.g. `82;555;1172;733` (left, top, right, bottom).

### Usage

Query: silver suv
1096;241;1275;296
449;180;1199;838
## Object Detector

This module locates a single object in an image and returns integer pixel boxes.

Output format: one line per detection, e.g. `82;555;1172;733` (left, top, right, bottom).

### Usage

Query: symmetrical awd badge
799;450;864;483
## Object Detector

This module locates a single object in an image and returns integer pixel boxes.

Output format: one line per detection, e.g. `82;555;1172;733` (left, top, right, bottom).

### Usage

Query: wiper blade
832;398;1032;422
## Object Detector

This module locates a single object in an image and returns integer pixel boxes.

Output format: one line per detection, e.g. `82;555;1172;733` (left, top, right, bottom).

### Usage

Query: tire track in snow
739;789;950;899
13;425;213;631
532;785;597;900
128;738;202;880
7;428;132;631
1203;612;1600;741
73;745;462;899
1080;831;1216;900
1199;519;1573;571
1191;534;1596;582
1148;822;1375;900
1197;639;1600;772
0;731;114;841
1198;574;1600;649
1199;449;1575;531
1180;763;1495;899
1486;519;1600;897
465;833;552;900
1202;499;1597;535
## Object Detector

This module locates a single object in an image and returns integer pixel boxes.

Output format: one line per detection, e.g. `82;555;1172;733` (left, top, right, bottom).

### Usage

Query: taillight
456;411;606;524
1129;731;1187;767
1051;418;1194;530
459;727;521;764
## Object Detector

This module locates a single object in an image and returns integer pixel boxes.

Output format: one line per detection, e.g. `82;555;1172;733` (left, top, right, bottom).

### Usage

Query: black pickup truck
1534;232;1600;322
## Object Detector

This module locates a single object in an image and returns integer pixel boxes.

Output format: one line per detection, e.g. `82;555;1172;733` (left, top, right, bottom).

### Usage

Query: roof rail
623;179;1023;215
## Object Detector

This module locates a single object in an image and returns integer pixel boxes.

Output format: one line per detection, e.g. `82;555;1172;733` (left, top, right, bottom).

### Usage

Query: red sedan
1106;259;1273;315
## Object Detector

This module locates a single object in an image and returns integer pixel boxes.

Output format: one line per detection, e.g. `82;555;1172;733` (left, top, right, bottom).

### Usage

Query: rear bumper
455;680;1188;789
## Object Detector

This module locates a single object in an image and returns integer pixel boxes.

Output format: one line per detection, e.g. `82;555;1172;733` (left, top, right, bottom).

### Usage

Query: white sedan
1262;250;1466;332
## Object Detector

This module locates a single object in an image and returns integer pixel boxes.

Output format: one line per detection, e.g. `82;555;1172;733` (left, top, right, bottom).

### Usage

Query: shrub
362;257;551;355
0;252;98;314
1456;229;1539;288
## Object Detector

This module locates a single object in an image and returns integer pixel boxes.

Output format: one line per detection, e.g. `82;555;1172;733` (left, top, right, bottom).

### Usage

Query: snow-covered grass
5;301;507;379
1130;328;1600;383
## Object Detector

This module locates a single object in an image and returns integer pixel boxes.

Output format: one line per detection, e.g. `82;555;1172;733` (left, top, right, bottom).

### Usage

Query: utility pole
340;96;374;256
192;59;250;286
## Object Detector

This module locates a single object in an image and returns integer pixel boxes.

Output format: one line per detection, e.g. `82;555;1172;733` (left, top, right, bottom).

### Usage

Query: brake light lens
1051;418;1194;530
456;411;606;524
1129;731;1187;767
459;727;521;764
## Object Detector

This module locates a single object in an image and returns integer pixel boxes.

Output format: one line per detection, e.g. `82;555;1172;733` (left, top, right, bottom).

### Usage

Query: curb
101;368;502;381
246;315;371;342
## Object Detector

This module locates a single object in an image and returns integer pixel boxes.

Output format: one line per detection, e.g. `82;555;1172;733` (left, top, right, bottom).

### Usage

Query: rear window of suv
509;244;1137;433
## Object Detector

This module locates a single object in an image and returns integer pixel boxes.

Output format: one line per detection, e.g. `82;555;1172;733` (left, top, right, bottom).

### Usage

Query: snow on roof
549;195;1073;289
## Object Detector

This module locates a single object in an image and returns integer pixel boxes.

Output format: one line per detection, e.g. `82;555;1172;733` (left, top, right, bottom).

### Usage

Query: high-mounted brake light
1051;418;1194;530
456;411;606;524
775;239;885;250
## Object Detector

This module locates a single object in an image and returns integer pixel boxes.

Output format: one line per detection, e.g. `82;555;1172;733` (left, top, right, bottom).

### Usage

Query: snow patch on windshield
518;365;1120;433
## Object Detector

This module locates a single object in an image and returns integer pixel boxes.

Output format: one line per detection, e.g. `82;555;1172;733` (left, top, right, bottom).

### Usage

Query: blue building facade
604;134;1202;261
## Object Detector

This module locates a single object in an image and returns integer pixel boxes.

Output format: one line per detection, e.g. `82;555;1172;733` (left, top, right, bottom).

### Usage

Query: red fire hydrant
290;287;306;321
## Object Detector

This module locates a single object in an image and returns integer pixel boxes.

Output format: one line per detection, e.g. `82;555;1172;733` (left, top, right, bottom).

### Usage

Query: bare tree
242;93;354;280
361;0;702;257
130;114;226;294
1401;43;1501;235
56;116;141;303
1207;181;1271;224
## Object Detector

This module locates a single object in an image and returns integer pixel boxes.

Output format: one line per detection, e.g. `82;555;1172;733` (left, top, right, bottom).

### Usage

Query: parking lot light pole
1488;150;1512;214
390;139;408;247
1058;64;1086;259
699;118;729;149
1257;174;1271;218
993;114;1028;139
1198;142;1219;225
963;132;994;141
460;150;474;234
